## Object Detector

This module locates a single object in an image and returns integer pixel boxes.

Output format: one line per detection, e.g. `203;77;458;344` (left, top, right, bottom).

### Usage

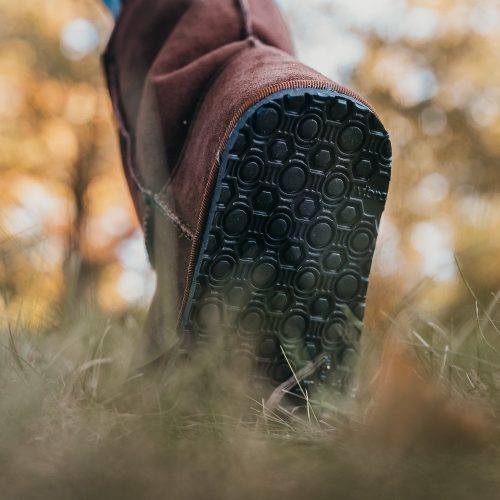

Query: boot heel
180;87;391;390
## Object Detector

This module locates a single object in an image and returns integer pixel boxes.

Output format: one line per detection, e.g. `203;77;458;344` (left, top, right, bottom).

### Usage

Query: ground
1;289;499;500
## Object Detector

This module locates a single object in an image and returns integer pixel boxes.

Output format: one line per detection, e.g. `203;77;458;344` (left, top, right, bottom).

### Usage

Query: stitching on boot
105;57;194;243
153;195;194;241
105;63;143;194
106;60;151;199
236;0;253;38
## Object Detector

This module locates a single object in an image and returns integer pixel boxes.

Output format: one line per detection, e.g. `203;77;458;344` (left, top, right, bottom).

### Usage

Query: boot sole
180;88;391;390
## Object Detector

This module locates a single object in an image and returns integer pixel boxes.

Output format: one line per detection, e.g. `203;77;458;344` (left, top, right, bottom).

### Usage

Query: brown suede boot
104;0;392;392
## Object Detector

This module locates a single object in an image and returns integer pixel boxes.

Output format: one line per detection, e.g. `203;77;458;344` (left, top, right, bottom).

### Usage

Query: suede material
136;41;249;190
107;0;193;134
134;0;294;190
105;0;295;209
247;0;295;53
144;203;191;355
148;0;245;74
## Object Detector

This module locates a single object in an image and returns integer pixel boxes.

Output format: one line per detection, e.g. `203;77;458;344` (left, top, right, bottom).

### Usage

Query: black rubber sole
180;88;391;392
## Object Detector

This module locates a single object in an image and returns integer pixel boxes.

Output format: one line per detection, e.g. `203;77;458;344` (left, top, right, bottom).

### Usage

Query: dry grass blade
475;301;500;354
77;358;114;374
455;256;500;337
265;350;328;417
3;323;40;376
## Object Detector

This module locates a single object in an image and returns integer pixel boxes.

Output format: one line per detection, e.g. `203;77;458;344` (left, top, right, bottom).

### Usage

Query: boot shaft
104;0;294;201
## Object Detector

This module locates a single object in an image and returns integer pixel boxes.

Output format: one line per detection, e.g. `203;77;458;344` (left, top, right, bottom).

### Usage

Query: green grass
1;291;500;500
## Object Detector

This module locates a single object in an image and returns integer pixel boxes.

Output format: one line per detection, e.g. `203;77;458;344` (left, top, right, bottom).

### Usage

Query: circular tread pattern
350;229;374;254
298;116;320;140
308;221;334;248
282;243;304;266
322;320;346;349
251;261;278;289
282;313;308;340
223;207;249;236
238;160;261;184
296;270;318;292
280;164;307;194
268;290;291;312
210;257;233;281
324;175;349;200
240;308;264;334
183;89;391;392
267;214;291;240
324;251;344;271
311;296;333;318
338;125;364;153
335;273;360;301
254;107;280;135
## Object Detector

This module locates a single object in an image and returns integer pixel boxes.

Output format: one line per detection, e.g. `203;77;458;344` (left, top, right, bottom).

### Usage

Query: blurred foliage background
0;0;499;333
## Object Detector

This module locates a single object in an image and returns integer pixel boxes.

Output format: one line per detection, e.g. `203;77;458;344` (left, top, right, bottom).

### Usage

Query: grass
1;287;500;499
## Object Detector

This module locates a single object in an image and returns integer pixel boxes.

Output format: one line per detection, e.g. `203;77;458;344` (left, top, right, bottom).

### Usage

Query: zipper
178;80;378;326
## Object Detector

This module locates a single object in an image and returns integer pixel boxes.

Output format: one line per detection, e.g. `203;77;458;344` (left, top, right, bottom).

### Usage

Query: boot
103;0;392;390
